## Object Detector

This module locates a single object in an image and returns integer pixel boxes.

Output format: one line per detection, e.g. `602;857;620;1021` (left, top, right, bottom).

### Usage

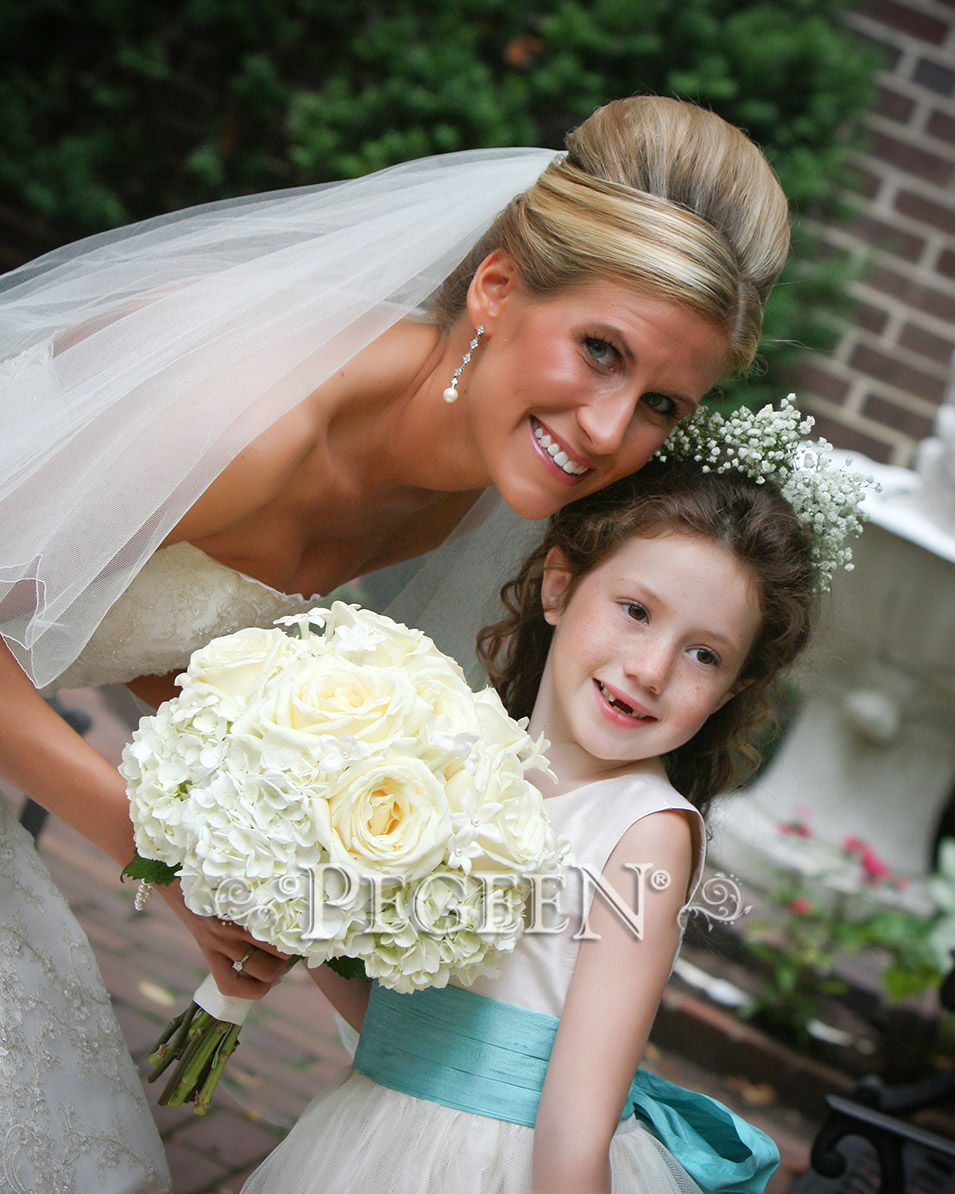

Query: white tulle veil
0;149;556;689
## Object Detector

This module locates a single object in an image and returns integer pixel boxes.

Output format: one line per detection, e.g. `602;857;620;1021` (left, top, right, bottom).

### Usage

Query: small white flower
655;394;876;591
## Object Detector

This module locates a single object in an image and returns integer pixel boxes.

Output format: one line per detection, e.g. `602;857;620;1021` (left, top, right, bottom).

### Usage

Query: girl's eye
689;646;720;667
584;336;621;371
641;392;679;420
623;601;649;623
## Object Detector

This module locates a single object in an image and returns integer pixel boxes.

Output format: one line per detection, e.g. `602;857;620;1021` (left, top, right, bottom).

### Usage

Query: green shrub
0;0;879;403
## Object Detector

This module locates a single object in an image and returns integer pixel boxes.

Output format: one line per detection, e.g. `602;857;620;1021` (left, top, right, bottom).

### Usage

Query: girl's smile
530;530;763;794
593;678;656;725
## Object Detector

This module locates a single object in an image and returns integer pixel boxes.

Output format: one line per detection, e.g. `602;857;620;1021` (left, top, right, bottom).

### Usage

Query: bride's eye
584;336;621;371
641;392;679;419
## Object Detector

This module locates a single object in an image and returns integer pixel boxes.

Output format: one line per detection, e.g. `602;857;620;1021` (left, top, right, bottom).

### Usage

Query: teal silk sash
353;983;778;1194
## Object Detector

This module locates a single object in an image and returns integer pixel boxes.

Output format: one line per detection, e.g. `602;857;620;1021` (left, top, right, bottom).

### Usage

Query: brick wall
799;0;955;465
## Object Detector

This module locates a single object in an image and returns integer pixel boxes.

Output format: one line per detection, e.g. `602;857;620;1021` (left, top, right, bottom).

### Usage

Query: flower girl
241;400;868;1194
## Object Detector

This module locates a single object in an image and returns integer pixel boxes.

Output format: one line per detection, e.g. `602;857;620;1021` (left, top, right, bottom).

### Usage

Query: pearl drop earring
442;325;485;404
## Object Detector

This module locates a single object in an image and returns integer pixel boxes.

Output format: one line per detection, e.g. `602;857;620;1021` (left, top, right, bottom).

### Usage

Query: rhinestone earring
442;325;485;404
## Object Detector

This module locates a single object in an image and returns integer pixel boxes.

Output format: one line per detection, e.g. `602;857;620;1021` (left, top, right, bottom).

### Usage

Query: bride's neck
327;318;490;498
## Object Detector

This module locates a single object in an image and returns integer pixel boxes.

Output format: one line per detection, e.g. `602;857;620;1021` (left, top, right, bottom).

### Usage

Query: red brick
798;360;852;405
791;406;895;462
938;247;955;279
914;58;955;97
928;109;955;146
163;1139;229;1194
864;392;937;440
849;342;947;403
899;320;955;366
846;160;883;200
863;0;950;44
876;84;917;123
854;298;890;336
852;212;926;261
171;1107;282;1169
871;130;954;185
219;1167;270;1194
896;188;955;236
866;264;955;322
813;235;854;266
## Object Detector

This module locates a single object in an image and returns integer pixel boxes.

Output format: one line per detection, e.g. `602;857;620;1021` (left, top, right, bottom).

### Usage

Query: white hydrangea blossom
123;602;565;991
654;394;875;591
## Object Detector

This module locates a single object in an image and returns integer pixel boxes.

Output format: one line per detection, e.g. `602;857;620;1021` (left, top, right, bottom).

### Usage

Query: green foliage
121;850;179;887
1;0;880;401
738;822;944;1046
325;955;369;982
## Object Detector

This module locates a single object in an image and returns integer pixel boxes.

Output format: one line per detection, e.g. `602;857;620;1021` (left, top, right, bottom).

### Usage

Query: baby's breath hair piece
655;394;875;590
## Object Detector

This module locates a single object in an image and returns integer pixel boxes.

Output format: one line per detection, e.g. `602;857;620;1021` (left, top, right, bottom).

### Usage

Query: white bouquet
121;603;564;1111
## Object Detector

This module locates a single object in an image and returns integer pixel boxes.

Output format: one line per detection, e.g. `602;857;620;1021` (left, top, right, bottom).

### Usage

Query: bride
0;95;789;1191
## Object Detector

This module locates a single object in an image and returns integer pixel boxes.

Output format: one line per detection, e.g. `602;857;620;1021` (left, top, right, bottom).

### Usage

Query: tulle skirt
240;1068;703;1194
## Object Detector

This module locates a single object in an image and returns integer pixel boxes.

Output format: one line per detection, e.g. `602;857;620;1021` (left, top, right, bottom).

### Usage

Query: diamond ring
232;947;256;975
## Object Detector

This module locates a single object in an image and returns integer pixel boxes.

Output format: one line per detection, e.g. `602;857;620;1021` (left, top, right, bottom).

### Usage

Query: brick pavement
15;685;818;1193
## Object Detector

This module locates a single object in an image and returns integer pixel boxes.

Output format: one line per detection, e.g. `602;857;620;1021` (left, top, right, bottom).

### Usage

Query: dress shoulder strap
546;773;705;902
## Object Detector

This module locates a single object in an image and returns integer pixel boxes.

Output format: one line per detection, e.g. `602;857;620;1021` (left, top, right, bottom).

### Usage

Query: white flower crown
654;394;875;591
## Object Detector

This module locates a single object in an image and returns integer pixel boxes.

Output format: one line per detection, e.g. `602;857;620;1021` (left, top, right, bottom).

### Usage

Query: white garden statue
914;350;955;533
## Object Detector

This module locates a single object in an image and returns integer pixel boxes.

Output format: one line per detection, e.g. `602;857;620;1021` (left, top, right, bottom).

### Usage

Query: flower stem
194;1023;242;1116
148;1002;199;1074
146;1001;244;1112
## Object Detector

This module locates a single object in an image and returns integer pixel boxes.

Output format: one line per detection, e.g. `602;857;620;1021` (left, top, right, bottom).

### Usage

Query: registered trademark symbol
650;868;671;891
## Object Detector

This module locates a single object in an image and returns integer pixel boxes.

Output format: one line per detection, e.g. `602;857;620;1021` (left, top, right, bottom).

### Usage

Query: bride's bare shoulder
163;317;442;547
162;397;325;545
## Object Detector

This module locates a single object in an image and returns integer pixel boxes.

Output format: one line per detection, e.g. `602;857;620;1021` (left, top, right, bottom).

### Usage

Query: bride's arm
0;639;136;866
0;639;288;997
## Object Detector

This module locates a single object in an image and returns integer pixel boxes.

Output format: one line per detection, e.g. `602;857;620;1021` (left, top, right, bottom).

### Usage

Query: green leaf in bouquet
326;954;368;981
121;850;179;887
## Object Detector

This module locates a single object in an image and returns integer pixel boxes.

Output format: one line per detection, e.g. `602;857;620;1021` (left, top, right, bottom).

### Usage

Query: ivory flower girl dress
240;772;778;1194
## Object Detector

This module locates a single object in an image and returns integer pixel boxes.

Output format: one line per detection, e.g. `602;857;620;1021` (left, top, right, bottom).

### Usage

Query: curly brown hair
477;460;818;815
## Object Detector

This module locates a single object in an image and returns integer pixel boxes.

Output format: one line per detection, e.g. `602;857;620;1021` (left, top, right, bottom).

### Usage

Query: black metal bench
789;963;955;1194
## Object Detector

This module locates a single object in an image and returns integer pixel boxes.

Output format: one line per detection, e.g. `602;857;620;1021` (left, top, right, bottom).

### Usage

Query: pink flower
842;835;867;856
788;897;813;915
860;847;892;883
779;819;811;837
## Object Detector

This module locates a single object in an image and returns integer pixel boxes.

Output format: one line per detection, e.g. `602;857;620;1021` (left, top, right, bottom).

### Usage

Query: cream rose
409;660;482;741
239;654;427;756
312;755;452;881
324;601;446;672
124;602;564;1005
180;626;303;718
468;753;554;873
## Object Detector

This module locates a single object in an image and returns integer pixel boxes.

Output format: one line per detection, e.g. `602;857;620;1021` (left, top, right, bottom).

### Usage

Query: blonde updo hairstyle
430;96;790;373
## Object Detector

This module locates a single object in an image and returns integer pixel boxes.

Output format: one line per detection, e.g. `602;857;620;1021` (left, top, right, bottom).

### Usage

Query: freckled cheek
683;683;727;729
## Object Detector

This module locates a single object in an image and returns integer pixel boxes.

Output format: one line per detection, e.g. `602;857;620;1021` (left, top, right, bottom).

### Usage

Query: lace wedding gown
0;544;321;1194
1;506;531;1192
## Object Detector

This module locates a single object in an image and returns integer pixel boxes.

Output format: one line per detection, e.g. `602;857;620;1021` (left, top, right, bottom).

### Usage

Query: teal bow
354;983;778;1193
